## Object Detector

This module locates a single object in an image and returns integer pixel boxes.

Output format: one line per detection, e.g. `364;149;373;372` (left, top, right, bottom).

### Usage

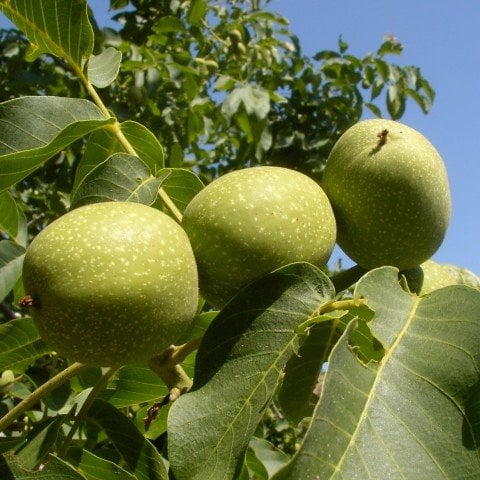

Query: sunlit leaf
0;0;94;66
0;96;114;191
88;47;122;88
71;128;120;198
168;262;335;480
247;437;289;479
222;85;271;120
120;120;165;173
70;153;167;209
274;267;480;480
387;84;405;119
157;168;204;214
187;0;207;26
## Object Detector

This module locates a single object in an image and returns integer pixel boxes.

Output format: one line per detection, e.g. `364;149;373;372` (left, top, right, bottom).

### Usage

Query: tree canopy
0;0;434;235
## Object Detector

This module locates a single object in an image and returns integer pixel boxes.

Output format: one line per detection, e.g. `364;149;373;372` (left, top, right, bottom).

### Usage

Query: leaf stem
321;298;366;314
83;78;111;118
77;68;184;222
0;362;88;433
149;340;203;401
58;365;118;459
169;337;203;365
157;188;184;224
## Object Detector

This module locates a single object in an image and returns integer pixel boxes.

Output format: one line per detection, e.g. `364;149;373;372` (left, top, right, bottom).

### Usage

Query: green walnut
403;260;480;295
322;119;451;270
182;166;337;308
22;202;198;367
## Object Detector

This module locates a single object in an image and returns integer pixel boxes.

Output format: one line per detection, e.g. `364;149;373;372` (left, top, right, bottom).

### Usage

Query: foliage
0;0;434;237
1;1;479;480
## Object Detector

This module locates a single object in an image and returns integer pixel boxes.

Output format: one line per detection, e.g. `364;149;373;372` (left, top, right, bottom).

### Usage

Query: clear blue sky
1;1;478;273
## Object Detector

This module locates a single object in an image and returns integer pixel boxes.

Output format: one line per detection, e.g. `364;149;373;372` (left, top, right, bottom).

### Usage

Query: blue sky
271;0;479;273
1;1;478;273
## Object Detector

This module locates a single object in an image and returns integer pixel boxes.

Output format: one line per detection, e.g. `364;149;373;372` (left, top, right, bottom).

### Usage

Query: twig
0;362;88;433
58;365;118;458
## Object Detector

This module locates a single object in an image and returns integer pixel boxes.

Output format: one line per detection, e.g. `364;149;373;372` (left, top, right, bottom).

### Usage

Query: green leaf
214;75;236;91
0;240;25;303
338;36;349;54
120;120;165;173
71;128;120;198
0;317;49;373
157;168;204;214
76;449;136;480
0;436;26;454
187;0;207;26
168;262;335;480
419;77;435;104
364;101;382;117
387;84;405;119
374;58;389;81
87;399;168;480
0;453;86;479
71;121;164;199
0;96;114;192
273;267;480;480
0;0;94;66
70;153;166;209
245;447;269;480
153;16;186;34
15;416;67;470
0;192;26;246
247;437;289;479
377;36;403;56
278;320;341;424
168;143;184;168
87;47;122;88
222;85;271;120
99;365;168;408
